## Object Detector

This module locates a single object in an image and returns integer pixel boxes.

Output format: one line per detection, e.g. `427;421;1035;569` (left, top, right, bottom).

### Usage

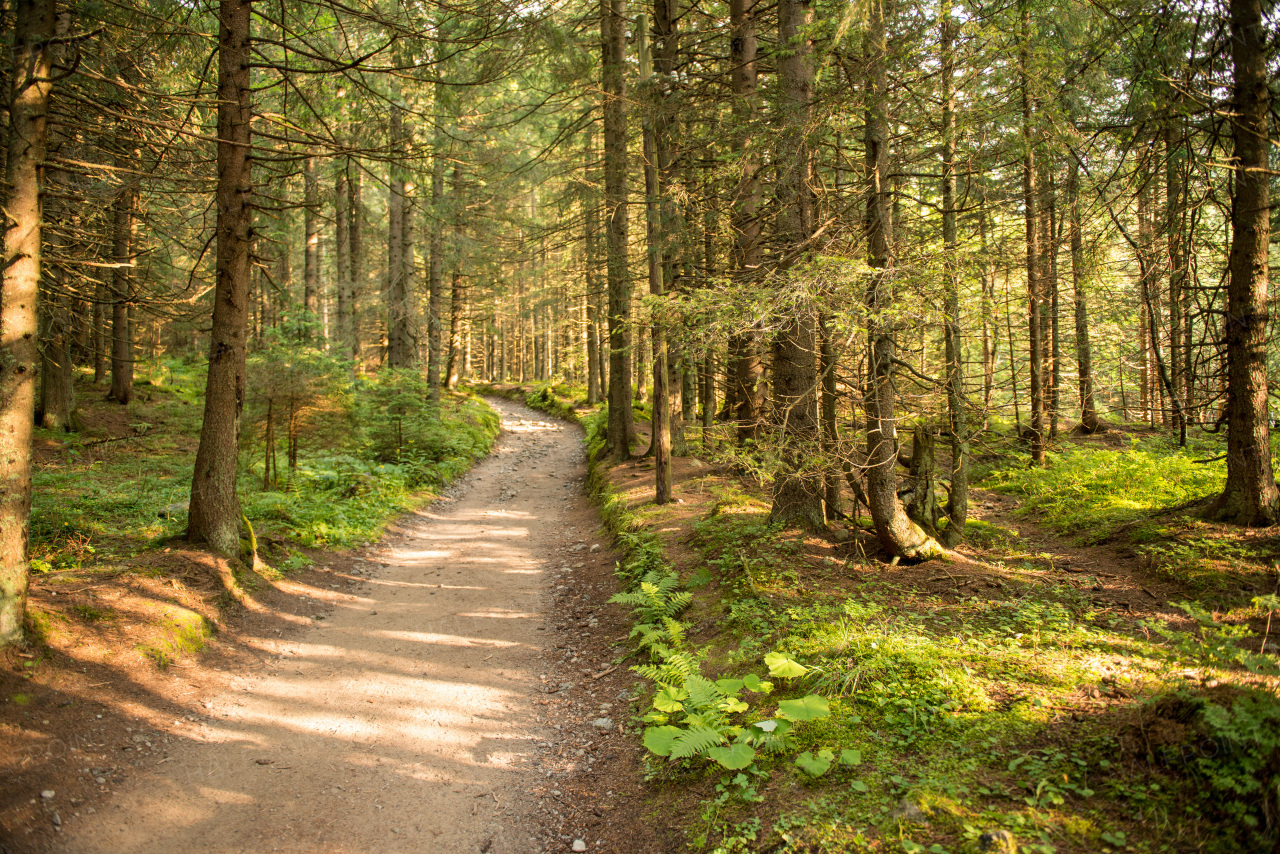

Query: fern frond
669;725;729;760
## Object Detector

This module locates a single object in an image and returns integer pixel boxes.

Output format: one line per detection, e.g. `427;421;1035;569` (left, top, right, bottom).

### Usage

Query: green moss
137;607;214;669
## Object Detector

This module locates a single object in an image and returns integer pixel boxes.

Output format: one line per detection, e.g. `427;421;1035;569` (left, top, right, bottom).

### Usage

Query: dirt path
52;398;588;854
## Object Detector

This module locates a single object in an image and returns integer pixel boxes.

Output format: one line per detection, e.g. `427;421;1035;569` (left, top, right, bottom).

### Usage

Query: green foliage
31;360;499;566
1145;688;1280;850
981;439;1224;541
610;569;692;625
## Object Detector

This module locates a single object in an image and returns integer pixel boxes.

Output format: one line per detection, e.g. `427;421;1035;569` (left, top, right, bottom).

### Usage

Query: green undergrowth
583;409;1280;854
978;433;1225;544
976;429;1278;607
32;358;499;574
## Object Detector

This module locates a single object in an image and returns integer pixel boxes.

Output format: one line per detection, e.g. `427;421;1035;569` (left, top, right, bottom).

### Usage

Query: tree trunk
107;178;137;404
940;0;967;547
584;133;602;405
1067;160;1100;433
602;0;635;460
386;104;415;369
768;0;824;530
1209;0;1276;522
0;0;54;644
303;155;319;323
1165;107;1189;437
1019;0;1044;463
188;0;252;559
728;0;763;446
92;279;106;382
38;229;75;432
863;0;941;559
427;128;446;403
348;162;363;364
819;313;840;516
386;113;404;367
335;160;352;363
637;17;671;502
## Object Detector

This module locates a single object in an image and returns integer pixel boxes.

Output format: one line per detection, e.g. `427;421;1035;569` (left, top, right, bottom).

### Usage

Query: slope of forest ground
0;361;499;850
493;382;1280;854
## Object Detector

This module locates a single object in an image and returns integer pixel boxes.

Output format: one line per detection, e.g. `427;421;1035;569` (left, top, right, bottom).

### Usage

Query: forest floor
0;396;665;853
5;382;1280;854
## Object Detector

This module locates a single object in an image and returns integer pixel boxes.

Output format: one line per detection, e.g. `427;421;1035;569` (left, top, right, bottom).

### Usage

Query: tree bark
584;133;602;405
863;0;941;559
427;99;447;402
1209;0;1276;524
335;160;352;362
1019;0;1044;464
92;279;106;383
768;0;824;530
348;162;363;364
1067;160;1100;433
445;166;464;390
940;0;967;547
188;0;252;559
303;154;319;324
386;104;414;369
107;174;137;404
727;0;763;446
637;16;671;502
602;0;635;460
0;0;54;644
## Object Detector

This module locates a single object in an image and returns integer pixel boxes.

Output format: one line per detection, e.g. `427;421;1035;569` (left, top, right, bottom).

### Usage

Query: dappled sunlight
50;398;579;854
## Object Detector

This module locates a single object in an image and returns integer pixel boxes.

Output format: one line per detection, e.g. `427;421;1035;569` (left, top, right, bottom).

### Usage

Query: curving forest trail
52;398;594;854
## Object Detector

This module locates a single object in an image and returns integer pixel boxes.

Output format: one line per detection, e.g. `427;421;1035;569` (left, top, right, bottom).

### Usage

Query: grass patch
980;436;1224;543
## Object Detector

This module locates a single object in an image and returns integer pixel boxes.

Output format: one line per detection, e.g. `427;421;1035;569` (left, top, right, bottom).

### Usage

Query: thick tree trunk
1067;160;1100;433
107;179;136;404
863;0;941;560
0;0;54;644
768;0;824;530
188;0;252;559
602;0;635;459
1209;0;1276;525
